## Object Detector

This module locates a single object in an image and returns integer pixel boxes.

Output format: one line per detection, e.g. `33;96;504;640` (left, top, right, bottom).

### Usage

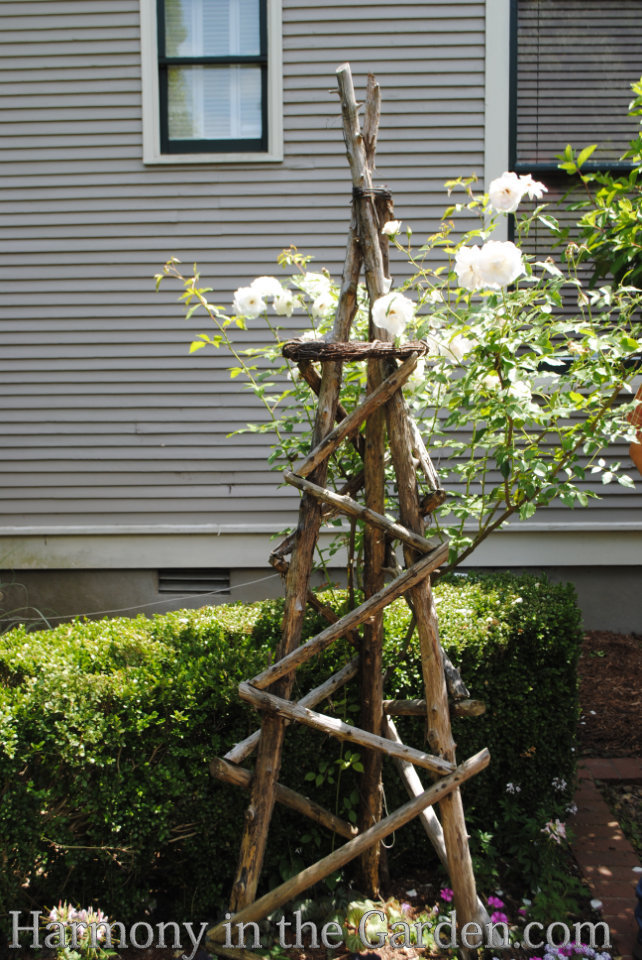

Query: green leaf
576;144;597;168
188;340;207;353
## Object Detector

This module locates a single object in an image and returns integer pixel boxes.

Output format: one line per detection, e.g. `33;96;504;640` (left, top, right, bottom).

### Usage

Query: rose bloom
454;245;483;291
233;285;266;318
381;219;402;236
477;240;524;289
300;272;331;296
273;289;295;316
310;292;334;318
488;171;548;213
427;332;475;363
371;291;415;337
250;275;284;298
520;173;548;200
488;171;525;213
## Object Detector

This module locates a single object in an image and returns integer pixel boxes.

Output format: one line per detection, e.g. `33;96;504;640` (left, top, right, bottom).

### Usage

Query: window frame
508;0;636;177
140;0;283;164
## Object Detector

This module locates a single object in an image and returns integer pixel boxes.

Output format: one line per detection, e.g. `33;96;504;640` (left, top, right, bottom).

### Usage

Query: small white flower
405;888;418;898
427;288;444;304
488;171;525;213
482;372;501;390
455;245;483;291
299;272;332;297
567;802;578;816
505;782;521;794
233;285;266;318
552;776;568;792
273;289;295;316
520;173;548;201
371;291;415;338
590;899;603;911
508;380;532;403
381;219;402;236
478;240;524;289
250;275;284;298
427;333;475;363
310;292;334;318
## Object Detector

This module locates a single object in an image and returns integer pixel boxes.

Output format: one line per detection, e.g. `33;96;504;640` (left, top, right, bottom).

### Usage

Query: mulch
577;631;642;757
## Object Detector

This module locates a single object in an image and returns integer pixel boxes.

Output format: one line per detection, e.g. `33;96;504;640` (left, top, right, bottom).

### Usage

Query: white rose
482;373;501;390
371;292;415;338
508;381;532;403
488;171;524;213
273;289;295;316
454;245;483;291
519;173;547;201
427;333;475;363
488;171;548;213
250;275;284;298
310;292;334;318
477;240;524;289
233;285;266;318
381;220;402;236
300;272;332;296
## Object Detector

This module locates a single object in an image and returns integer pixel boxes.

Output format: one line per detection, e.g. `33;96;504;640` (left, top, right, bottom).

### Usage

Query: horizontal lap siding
1;0;486;532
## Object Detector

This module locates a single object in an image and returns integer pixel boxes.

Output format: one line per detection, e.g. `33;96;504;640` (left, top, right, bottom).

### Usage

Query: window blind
514;0;642;170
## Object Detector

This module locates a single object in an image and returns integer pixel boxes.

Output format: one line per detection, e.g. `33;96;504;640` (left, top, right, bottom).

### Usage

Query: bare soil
577;631;642;757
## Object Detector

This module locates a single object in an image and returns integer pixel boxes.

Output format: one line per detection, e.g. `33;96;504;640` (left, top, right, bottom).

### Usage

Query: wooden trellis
207;64;490;958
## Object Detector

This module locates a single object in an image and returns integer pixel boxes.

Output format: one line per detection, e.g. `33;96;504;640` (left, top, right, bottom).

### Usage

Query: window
508;0;642;255
510;0;642;174
140;0;283;163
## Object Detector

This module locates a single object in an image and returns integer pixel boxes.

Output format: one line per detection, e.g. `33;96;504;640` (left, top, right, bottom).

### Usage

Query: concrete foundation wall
2;565;640;634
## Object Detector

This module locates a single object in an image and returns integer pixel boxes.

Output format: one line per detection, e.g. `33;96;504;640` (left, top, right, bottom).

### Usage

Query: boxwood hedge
0;573;581;936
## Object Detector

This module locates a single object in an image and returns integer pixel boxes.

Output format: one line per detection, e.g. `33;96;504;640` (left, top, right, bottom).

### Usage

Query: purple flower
487;895;505;909
440;887;454;902
559;947;573;957
401;902;412;915
490;911;509;924
518;907;527;917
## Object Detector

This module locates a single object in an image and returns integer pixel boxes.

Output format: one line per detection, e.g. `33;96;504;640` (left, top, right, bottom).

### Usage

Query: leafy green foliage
561;77;642;286
0;574;580;937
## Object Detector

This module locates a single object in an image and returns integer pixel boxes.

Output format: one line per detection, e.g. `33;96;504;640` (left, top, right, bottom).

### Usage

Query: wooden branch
238;682;455;777
229;213;363;911
383;698;487;719
363;73;381;167
408;416;441;491
283;471;442;557
384;379;482;930
206;747;490;946
292;352;420;479
384;719;490;927
210;758;358;840
224;658;359;764
283;339;428;362
383;717;448;867
249;539;449;691
420;488;447;516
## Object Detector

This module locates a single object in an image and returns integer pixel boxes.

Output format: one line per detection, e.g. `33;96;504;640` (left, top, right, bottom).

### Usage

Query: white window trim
484;0;511;241
139;0;283;164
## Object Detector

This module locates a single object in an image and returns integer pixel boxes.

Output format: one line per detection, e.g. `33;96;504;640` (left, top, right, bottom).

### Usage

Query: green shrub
0;573;581;935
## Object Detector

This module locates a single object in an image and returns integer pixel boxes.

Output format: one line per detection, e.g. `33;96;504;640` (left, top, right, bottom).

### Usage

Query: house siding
0;0;638;565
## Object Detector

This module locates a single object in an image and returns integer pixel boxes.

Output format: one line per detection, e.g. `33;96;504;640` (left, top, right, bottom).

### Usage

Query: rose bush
158;151;641;575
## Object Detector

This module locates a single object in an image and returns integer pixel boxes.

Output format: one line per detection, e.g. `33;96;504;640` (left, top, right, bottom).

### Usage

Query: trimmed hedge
0;573;581;933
